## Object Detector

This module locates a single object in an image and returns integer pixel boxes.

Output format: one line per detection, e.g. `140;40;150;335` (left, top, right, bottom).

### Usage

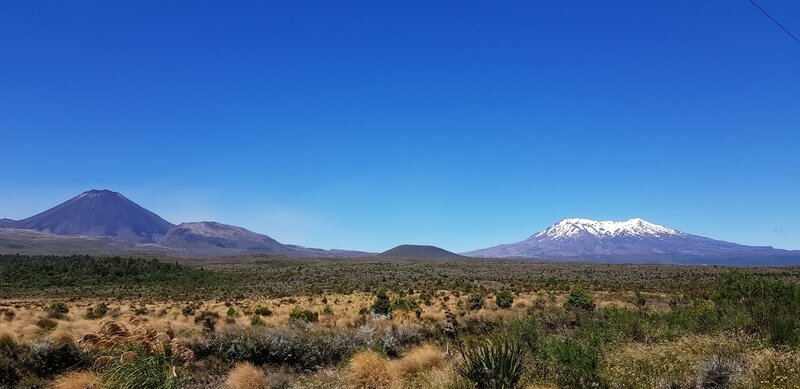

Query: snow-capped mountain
463;218;800;265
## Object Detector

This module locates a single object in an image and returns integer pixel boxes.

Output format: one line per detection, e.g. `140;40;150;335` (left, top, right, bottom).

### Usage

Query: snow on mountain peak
533;217;682;240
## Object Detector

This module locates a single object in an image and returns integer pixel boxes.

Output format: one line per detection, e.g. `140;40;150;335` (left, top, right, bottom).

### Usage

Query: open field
1;254;800;388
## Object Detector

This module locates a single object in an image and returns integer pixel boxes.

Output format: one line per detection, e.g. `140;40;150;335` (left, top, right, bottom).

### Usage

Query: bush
85;303;108;319
253;306;272;317
542;339;603;388
466;293;486;311
456;339;524;389
372;290;392;316
713;271;800;346
288;307;318;323
48;302;70;319
250;315;266;327
227;307;241;318
495;291;514;309
564;288;595;312
23;339;84;378
37;317;58;332
195;311;220;333
0;355;22;387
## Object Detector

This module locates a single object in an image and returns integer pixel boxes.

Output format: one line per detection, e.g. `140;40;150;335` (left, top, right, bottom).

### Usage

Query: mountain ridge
463;217;800;265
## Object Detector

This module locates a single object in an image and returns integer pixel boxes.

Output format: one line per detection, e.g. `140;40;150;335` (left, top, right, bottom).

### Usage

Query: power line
749;0;800;45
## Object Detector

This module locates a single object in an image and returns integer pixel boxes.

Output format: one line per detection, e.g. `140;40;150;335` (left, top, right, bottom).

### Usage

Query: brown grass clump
225;362;269;389
51;371;102;389
0;330;18;349
78;320;194;363
391;345;444;378
346;350;392;389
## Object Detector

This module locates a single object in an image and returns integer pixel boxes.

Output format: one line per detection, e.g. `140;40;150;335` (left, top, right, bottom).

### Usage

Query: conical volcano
14;189;175;243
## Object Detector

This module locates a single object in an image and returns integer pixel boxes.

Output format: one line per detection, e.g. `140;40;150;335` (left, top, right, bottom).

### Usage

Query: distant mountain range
0;190;370;257
1;190;798;265
463;218;800;265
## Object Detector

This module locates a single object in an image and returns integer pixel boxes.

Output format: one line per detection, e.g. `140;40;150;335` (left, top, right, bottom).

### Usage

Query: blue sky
1;1;798;252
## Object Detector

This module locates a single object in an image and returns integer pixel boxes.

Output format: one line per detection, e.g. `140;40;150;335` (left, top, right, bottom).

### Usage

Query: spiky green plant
456;340;524;389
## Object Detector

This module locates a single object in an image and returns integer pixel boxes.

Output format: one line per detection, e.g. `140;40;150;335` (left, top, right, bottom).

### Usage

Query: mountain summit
13;189;175;243
463;217;800;265
533;218;682;240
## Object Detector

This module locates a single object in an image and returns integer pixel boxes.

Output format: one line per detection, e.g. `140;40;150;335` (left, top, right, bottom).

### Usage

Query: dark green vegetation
3;254;800;299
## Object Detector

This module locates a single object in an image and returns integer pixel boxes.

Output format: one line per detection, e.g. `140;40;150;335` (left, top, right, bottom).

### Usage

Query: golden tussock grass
345;350;392;389
225;362;270;389
390;345;445;378
51;371;102;389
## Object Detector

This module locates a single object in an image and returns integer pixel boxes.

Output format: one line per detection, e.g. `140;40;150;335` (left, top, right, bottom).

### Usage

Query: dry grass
225;362;270;389
745;348;800;388
51;371;102;389
345;350;392;389
390;345;445;378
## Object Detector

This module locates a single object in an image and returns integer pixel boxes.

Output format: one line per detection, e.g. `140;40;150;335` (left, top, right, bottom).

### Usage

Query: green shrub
23;339;84;378
713;271;800;346
392;296;421;315
372;290;392;316
322;305;334;316
194;311;220;333
253;306;273;317
182;302;200;316
0;356;22;387
227;307;240;318
47;301;69;319
495;291;514;309
564;288;595;312
36;318;58;332
289;307;318;323
251;315;266;326
467;293;486;311
48;301;69;314
456;339;524;389
85;302;108;319
541;339;603;389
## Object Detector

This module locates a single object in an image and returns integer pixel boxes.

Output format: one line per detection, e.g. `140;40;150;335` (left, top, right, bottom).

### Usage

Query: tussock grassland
1;254;799;388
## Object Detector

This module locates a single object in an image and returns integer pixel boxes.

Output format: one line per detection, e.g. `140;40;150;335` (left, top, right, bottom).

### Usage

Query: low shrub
541;339;603;389
288;307;318;323
563;288;595;312
250;315;266;327
495;291;514;309
36;317;58;332
253;306;272;317
372;290;392;316
466;293;486;311
195;311;220;333
85;303;108;319
23;338;84;378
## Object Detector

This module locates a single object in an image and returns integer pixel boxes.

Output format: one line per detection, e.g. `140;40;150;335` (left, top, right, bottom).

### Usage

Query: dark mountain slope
14;189;174;243
378;244;466;259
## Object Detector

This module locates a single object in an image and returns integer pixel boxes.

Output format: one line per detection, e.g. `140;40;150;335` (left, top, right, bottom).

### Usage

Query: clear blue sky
1;1;798;252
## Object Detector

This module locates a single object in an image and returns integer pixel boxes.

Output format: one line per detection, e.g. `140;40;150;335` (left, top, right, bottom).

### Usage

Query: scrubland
1;254;799;388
